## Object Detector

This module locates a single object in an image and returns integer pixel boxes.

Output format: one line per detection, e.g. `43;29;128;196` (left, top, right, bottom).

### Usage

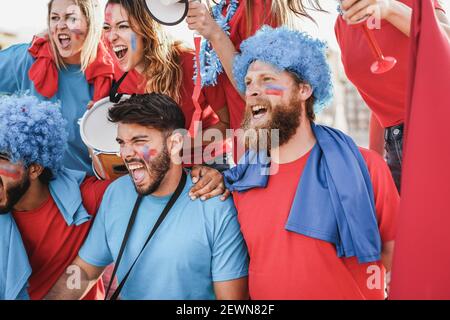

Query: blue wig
233;26;334;114
0;94;68;175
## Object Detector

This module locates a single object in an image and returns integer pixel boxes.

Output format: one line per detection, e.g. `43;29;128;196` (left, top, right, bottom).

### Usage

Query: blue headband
233;26;334;113
0;94;68;174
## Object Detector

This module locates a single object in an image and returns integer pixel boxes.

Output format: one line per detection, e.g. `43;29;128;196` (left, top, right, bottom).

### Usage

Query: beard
129;144;172;196
0;173;31;215
242;95;302;152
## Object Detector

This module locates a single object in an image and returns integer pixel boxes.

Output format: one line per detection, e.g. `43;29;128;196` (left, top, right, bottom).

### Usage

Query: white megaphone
145;0;189;26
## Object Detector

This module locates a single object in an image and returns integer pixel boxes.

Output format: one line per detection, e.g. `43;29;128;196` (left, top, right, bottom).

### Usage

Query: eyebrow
116;135;150;143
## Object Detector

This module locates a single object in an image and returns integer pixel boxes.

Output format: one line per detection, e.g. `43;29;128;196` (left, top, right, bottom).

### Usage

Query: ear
27;164;45;181
166;131;184;160
297;83;313;102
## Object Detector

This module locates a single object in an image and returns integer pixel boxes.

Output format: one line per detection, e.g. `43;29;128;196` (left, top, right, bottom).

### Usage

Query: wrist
208;26;227;44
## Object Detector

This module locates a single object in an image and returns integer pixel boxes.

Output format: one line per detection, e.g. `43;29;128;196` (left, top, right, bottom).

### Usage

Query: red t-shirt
117;50;226;130
218;0;278;130
12;177;112;300
335;0;445;128
233;148;400;300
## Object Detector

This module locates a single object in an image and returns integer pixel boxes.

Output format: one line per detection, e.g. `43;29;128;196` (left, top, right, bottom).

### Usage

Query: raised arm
341;0;450;39
186;1;242;94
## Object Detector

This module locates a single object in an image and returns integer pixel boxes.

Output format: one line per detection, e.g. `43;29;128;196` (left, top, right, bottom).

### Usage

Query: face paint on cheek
0;163;21;180
139;146;158;162
130;33;137;52
265;84;287;96
66;5;84;38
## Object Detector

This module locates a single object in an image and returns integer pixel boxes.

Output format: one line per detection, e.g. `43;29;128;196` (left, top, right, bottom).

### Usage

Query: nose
120;145;136;160
56;19;68;31
245;82;262;99
107;28;119;44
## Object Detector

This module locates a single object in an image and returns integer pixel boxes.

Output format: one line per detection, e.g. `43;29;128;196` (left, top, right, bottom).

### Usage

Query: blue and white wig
233;26;334;114
0;94;68;175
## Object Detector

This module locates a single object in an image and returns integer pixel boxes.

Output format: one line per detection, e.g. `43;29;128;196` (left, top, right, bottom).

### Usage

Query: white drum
79;96;130;180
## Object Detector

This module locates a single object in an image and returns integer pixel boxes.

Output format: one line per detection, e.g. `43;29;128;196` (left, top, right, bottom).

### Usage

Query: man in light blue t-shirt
46;93;249;300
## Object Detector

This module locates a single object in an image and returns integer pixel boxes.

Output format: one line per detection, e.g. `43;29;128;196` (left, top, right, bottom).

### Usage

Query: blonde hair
47;0;103;72
244;0;326;37
107;0;184;103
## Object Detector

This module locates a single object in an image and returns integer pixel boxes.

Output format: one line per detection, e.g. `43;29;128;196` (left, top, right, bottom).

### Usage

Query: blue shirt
0;214;31;300
79;174;249;300
0;43;94;174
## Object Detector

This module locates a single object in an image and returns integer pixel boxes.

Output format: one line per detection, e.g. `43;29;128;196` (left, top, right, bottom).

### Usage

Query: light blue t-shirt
0;214;31;300
79;174;249;300
0;43;94;174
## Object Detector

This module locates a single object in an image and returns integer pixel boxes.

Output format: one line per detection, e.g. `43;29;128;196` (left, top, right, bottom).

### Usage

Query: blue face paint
131;33;137;52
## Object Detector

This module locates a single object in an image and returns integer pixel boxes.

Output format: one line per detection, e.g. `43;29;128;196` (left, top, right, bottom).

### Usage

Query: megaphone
144;0;189;26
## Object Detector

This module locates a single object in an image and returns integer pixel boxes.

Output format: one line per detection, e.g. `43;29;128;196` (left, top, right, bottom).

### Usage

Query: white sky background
0;0;342;51
1;1;449;50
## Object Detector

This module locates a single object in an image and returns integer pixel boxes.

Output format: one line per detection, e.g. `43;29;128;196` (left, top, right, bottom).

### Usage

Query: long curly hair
107;0;184;103
0;94;68;175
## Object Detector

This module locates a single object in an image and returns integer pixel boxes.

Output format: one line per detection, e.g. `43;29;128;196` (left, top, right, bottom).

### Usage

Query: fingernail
193;177;199;184
201;196;206;201
191;196;197;201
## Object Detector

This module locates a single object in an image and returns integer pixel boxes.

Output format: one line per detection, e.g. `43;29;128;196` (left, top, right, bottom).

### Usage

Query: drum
79;96;130;180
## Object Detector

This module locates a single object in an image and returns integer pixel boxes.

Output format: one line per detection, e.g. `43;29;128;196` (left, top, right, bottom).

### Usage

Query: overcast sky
0;0;449;51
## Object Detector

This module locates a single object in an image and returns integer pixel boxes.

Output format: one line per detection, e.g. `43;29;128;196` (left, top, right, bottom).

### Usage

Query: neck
62;53;82;65
13;180;50;212
271;116;317;164
134;62;145;74
152;165;183;197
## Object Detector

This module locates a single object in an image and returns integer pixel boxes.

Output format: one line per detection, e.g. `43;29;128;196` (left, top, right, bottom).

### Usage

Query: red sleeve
359;148;400;243
202;76;227;112
80;177;113;217
231;0;278;49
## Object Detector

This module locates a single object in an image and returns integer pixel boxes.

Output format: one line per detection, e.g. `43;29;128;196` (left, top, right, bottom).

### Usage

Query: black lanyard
105;170;188;300
109;71;129;103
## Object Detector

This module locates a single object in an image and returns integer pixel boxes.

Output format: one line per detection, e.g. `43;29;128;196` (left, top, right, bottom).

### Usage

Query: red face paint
265;84;286;96
140;146;157;162
0;164;21;180
70;28;84;40
105;4;114;24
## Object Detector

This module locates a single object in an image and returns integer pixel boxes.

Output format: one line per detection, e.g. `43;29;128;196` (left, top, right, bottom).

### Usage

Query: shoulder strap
108;171;188;300
109;71;129;103
104;193;143;299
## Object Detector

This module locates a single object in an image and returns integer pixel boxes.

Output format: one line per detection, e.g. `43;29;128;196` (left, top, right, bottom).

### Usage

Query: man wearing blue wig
224;26;400;299
0;94;110;300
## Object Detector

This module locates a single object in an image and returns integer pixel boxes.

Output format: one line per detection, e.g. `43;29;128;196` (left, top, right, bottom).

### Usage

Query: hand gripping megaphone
144;0;189;26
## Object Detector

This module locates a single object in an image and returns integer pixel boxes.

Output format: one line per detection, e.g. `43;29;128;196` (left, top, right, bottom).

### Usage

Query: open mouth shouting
127;161;147;186
113;45;129;61
58;33;72;49
251;105;269;121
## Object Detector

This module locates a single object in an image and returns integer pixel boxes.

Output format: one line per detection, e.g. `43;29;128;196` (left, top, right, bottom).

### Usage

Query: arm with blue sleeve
0;214;31;300
210;200;249;300
0;44;33;95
